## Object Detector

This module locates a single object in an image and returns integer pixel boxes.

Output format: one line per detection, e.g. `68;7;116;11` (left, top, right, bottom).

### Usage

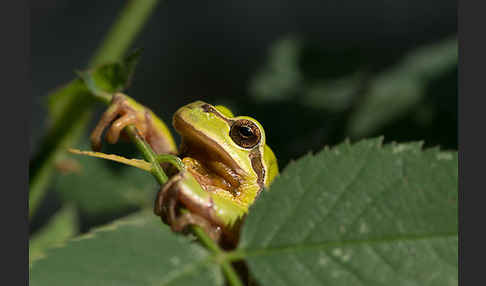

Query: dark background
30;0;457;233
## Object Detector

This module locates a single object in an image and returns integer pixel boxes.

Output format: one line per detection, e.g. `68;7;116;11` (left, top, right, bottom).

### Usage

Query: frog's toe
90;94;125;151
154;173;180;218
106;113;138;144
90;93;149;151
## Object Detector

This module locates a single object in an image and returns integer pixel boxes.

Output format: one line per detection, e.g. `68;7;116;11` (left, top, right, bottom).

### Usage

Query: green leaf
78;49;142;97
55;146;156;219
347;37;457;137
238;138;457;286
30;80;94;218
30;211;224;286
29;205;79;267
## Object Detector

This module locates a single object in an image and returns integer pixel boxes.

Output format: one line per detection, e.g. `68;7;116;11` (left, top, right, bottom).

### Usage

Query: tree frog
90;93;279;246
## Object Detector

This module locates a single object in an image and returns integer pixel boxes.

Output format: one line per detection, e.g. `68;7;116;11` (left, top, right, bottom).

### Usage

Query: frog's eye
230;119;261;149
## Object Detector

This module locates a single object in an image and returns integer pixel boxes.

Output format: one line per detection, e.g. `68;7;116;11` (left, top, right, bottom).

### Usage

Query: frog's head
173;101;278;206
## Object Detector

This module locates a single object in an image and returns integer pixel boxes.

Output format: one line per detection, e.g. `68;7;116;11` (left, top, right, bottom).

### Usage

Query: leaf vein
299;149;372;241
238;232;457;258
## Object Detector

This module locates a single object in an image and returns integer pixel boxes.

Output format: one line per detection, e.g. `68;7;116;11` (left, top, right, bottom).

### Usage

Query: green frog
90;93;279;245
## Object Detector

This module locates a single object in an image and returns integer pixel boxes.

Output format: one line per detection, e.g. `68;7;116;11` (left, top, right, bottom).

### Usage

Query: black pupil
239;126;253;138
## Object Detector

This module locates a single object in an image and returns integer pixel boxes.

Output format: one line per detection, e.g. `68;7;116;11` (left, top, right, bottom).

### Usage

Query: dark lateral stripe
250;148;265;193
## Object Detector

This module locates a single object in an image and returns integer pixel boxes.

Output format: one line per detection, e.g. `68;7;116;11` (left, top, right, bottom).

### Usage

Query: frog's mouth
173;116;244;195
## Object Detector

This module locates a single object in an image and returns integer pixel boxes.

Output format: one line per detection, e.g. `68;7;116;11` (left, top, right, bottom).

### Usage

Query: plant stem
220;262;245;286
29;0;160;219
192;227;244;286
125;125;168;184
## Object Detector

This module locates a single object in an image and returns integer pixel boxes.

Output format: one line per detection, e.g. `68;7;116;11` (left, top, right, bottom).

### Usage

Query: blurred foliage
29;0;158;222
30;51;141;217
54;142;156;229
47;51;154;232
29;205;78;267
347;37;457;137
30;55;152;251
240;35;457;167
29;79;94;218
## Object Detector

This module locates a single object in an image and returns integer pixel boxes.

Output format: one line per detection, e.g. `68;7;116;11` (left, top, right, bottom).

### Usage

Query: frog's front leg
154;171;223;242
90;93;177;155
154;170;246;246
